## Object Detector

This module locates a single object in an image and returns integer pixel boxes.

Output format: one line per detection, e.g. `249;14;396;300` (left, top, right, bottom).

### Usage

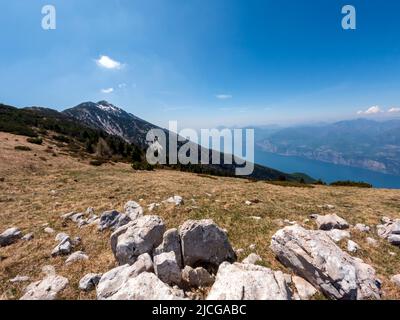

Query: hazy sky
1;0;400;129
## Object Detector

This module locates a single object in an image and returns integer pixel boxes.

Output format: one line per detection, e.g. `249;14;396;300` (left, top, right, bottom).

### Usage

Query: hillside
256;119;400;176
0;103;302;182
1;131;400;300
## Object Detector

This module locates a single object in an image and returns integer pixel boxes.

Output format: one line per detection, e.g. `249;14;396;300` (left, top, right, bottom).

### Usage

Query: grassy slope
0;132;400;300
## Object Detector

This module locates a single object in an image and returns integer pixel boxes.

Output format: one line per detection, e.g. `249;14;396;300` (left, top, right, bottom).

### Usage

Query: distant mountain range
0;101;305;182
256;119;400;176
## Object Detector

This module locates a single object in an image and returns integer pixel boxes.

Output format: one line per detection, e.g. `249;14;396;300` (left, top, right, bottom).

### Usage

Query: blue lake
255;148;400;189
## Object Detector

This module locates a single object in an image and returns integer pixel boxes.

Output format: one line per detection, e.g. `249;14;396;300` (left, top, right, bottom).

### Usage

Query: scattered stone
388;234;400;246
51;237;73;257
49;190;57;196
250;216;262;221
22;233;34;241
354;224;370;233
292;276;317;300
148;203;160;212
60;212;76;220
207;262;292;300
20;267;68;300
381;217;392;224
0;227;22;247
377;219;400;247
366;237;379;247
271;225;381;300
390;275;400;288
245;201;252;206
111;215;165;265
71;212;85;223
325;229;351;242
347;240;360;253
182;266;215;288
154;251;182;286
318;204;335;210
124;201;144;220
249;244;256;251
154;228;183;268
165;196;184;206
55;232;69;242
242;253;262;265
10;275;30;283
179;219;236;268
235;248;244;255
389;251;396;256
98;210;126;231
314;214;349;230
65;251;89;265
79;273;102;292
44;227;55;234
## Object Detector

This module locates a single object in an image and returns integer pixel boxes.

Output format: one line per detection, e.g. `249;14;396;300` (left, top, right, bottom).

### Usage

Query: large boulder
207;262;292;300
154;251;182;286
20;266;68;300
124;201;144;220
0;227;22;247
314;214;349;230
270;225;381;300
107;272;185;300
179;220;236;268
97;253;154;299
111;215;165;265
154;228;183;268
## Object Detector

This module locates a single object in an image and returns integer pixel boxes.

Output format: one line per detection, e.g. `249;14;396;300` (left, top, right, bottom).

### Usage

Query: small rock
242;253;262;265
325;229;351;242
366;237;379;247
388;234;400;246
391;275;400;288
51;237;73;257
148;203;160;212
60;212;76;220
249;244;256;251
44;227;55;234
292;276;317;300
22;233;34;241
347;240;360;253
235;248;244;255
65;251;89;265
354;224;370;233
20;270;68;300
182;266;215;288
55;233;69;242
79;273;102;291
315;214;349;230
0;227;22;247
250;216;262;221
165;196;184;206
245;201;252;206
71;212;85;223
49;190;57;196
10;275;30;283
154;251;182;286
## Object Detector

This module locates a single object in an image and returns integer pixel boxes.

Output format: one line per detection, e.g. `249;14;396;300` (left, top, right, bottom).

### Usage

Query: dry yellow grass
1;132;400;300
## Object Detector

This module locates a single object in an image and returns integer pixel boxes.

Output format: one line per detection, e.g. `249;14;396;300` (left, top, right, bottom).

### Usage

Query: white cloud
101;88;114;94
357;106;383;115
388;107;400;113
96;55;122;69
216;94;232;100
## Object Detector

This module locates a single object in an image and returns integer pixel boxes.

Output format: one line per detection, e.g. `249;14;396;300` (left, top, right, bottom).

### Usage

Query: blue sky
1;0;400;128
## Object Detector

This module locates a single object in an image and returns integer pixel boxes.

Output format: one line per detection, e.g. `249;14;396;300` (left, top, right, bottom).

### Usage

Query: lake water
255;148;400;189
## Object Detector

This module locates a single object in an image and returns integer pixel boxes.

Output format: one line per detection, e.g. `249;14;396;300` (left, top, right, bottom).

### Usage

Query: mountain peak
96;101;122;113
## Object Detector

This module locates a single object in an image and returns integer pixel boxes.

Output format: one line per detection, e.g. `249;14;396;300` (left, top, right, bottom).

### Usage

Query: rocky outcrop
207;262;292;300
97;253;154;299
154;228;183;268
270;225;381;300
154;251;182;286
111;215;165;265
0;227;22;247
179;219;236;268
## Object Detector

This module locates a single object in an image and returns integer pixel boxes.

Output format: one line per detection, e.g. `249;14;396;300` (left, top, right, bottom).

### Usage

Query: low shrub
330;180;373;188
14;146;31;151
27;137;43;145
